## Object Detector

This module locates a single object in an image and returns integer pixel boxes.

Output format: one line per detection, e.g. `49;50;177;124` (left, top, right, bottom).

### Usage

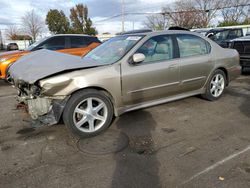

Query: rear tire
202;69;226;101
63;89;114;138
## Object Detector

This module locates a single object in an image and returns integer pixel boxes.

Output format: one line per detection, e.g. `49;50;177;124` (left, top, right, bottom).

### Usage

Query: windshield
24;37;49;51
84;35;144;64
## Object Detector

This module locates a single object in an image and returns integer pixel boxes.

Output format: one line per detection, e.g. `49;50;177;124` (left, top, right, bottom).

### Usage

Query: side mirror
132;53;145;64
206;33;214;39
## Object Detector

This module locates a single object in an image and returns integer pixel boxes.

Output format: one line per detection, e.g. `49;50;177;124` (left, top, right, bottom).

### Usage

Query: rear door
175;34;213;92
121;35;181;106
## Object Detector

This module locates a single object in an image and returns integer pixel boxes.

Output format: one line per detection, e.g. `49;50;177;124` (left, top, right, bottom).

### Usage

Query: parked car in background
206;28;243;48
0;34;101;80
230;36;250;73
193;29;210;36
7;43;19;51
9;30;240;138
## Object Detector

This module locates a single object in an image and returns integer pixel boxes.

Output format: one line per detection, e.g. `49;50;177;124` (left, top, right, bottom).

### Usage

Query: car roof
119;29;152;35
52;34;96;38
207;28;240;33
123;30;200;37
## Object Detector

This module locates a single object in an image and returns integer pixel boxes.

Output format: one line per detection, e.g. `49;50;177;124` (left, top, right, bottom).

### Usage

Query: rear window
70;36;101;48
87;37;101;43
177;34;211;58
70;36;88;48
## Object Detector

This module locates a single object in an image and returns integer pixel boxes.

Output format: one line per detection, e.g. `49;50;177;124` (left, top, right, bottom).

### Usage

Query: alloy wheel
210;73;225;97
73;97;108;133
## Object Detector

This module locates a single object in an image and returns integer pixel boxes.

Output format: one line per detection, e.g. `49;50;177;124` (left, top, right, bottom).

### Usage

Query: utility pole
0;29;3;50
121;0;125;32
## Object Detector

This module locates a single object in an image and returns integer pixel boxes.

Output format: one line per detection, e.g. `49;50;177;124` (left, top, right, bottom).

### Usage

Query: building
97;33;116;42
1;34;32;50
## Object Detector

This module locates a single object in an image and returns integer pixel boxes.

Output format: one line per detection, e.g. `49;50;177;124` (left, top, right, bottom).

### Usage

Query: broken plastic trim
31;96;70;127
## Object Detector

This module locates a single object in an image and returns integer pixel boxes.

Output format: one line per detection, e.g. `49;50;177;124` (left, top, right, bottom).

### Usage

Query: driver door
121;35;180;106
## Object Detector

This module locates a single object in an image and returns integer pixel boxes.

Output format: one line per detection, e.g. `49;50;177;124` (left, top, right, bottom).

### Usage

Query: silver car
10;30;240;137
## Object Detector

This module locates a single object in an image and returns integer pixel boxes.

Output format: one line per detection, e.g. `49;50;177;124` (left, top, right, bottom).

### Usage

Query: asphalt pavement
0;72;249;188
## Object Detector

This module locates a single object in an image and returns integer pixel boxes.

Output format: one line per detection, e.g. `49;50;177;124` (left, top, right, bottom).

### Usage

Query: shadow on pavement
227;74;250;118
111;110;161;188
0;80;10;86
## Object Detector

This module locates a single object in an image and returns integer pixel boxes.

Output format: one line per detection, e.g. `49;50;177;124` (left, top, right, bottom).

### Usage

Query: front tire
63;89;114;138
202;69;226;101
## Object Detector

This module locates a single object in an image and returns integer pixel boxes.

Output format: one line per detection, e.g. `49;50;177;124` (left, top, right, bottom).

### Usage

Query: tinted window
88;37;101;43
177;34;210;58
70;36;88;48
136;35;173;63
43;36;65;50
26;37;49;51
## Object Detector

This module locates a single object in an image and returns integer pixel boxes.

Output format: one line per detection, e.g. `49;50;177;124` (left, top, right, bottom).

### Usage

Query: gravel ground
0;72;249;188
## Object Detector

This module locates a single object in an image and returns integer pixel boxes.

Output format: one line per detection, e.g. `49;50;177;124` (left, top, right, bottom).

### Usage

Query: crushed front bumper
20;96;70;127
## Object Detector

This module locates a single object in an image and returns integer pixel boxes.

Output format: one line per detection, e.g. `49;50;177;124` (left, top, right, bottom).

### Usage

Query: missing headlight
30;85;41;96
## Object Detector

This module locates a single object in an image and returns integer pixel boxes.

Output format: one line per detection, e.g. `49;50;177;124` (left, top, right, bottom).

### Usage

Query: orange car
0;34;101;80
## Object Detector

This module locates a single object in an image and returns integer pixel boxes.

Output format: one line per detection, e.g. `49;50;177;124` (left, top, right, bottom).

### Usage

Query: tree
5;25;19;40
22;10;44;41
161;0;222;29
144;14;168;30
220;0;249;24
46;9;70;34
70;4;97;35
163;0;200;29
193;0;222;27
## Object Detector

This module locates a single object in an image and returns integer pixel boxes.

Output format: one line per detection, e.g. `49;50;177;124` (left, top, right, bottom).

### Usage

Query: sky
0;0;175;35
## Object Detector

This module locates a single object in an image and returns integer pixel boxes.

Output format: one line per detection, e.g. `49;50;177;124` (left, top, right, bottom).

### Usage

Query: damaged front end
15;80;69;127
8;50;112;128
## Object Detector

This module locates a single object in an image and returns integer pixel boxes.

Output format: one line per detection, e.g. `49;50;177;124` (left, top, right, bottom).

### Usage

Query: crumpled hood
9;49;110;84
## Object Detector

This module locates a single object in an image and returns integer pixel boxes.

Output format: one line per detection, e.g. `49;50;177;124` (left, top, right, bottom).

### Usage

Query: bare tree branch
221;0;249;23
193;0;223;27
5;25;19;40
22;10;44;41
144;14;168;30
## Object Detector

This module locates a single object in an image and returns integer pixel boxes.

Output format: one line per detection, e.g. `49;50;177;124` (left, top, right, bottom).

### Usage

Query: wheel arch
68;86;118;116
216;67;229;86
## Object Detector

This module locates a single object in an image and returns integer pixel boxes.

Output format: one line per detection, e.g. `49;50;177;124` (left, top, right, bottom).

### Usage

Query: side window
43;36;65;50
136;35;173;64
70;36;88;48
65;37;70;48
228;29;243;39
213;30;229;41
88;37;101;44
177;34;210;58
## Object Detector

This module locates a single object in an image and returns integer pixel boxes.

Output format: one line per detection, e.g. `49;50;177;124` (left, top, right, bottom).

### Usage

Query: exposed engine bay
16;81;69;127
